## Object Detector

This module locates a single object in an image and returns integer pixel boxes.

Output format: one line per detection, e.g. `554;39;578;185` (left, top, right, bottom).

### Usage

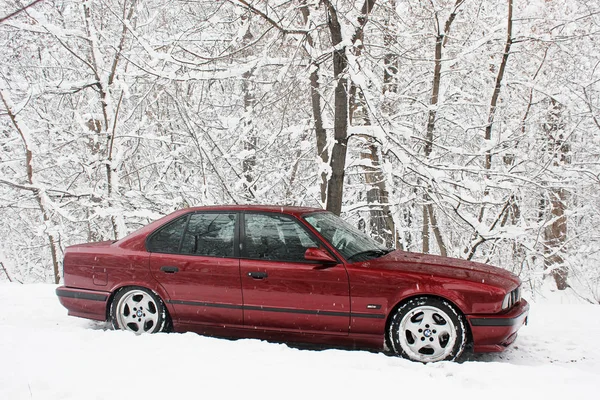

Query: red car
57;205;528;362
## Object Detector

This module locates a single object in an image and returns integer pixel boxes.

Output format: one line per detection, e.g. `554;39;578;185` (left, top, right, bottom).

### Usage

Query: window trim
179;212;239;258
240;211;340;264
146;211;240;258
145;209;341;263
145;214;190;254
302;211;384;262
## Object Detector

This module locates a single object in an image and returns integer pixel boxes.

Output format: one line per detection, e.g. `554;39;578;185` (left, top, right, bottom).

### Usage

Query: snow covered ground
1;283;599;400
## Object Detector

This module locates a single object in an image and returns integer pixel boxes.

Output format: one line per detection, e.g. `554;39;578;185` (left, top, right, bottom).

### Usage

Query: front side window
180;213;236;257
146;215;188;253
304;212;389;261
244;213;319;261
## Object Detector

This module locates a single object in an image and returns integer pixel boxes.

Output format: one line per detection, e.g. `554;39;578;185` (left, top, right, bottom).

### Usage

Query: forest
0;0;599;302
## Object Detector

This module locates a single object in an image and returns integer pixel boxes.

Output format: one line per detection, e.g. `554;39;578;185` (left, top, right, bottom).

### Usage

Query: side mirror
304;247;337;264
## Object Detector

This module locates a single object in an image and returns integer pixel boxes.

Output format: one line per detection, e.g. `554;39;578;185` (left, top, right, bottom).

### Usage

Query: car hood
363;249;520;287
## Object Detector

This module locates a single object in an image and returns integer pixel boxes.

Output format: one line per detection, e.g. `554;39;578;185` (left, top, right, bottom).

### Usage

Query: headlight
502;285;522;310
502;293;511;310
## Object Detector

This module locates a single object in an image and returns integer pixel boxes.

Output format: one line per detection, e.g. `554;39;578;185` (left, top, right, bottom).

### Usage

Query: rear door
148;212;243;327
239;212;350;335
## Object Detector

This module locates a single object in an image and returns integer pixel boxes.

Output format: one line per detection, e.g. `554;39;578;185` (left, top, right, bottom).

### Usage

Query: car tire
110;286;168;334
388;296;466;362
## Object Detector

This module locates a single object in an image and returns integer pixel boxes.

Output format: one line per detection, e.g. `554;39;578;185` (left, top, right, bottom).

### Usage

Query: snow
1;284;599;399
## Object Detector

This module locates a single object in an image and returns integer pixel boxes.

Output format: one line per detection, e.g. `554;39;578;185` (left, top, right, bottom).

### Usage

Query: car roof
184;204;326;217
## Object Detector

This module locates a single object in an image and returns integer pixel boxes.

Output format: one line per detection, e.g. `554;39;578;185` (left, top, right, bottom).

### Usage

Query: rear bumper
467;299;529;353
56;286;110;321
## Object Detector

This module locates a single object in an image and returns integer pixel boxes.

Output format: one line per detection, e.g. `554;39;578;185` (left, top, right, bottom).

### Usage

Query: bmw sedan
56;205;529;362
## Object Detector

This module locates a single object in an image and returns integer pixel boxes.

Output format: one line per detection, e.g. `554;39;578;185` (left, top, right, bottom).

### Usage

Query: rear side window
180;213;236;257
147;215;188;253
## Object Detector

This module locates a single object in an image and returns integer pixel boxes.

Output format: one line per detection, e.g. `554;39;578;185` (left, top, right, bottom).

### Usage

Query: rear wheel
110;286;167;334
388;297;466;362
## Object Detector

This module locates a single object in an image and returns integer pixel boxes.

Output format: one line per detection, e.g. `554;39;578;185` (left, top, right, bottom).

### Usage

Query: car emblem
136;310;143;317
424;329;432;337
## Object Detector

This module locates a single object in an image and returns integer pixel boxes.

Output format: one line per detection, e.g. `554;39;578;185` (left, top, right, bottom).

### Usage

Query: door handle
247;271;268;280
160;266;179;273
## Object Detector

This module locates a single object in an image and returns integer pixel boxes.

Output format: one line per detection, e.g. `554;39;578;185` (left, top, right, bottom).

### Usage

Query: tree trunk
544;188;568;290
310;66;328;205
542;98;570;290
300;2;328;205
0;87;62;284
359;137;397;248
324;0;376;216
383;0;398;95
478;0;513;224
484;0;513;171
422;203;430;254
242;68;257;200
86;119;103;242
349;88;396;247
324;2;349;216
466;0;515;259
83;2;140;240
347;1;397;249
422;1;462;253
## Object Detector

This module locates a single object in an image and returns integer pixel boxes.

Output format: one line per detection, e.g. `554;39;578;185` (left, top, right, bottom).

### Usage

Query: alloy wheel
115;289;160;333
397;305;457;362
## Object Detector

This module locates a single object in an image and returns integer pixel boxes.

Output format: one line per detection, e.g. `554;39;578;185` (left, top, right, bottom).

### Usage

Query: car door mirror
304;247;337;264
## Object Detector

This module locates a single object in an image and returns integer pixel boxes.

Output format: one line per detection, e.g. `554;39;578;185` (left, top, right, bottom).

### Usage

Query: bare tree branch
229;0;307;35
0;262;14;282
0;0;44;24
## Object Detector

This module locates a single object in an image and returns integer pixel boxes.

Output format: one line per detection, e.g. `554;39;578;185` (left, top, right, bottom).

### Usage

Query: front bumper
467;299;529;353
56;286;110;321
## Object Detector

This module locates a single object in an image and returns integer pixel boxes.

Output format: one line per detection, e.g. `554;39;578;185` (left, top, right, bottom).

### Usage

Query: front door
148;212;243;327
239;212;350;335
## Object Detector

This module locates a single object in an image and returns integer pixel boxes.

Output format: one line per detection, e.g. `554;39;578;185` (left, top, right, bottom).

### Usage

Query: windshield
304;212;389;262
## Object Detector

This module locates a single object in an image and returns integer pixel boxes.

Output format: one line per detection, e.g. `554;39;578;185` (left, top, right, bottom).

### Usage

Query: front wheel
388;297;466;362
110;286;167;334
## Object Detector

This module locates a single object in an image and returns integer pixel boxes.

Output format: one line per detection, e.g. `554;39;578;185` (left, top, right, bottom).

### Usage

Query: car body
57;205;529;362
